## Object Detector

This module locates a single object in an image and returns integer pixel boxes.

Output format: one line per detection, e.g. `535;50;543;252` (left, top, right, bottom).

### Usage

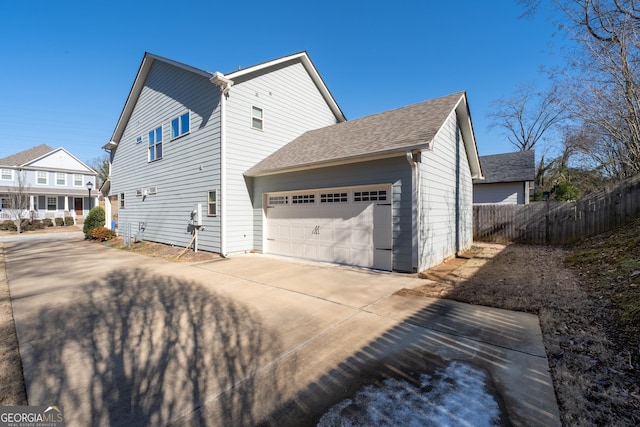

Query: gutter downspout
210;72;233;257
406;150;420;272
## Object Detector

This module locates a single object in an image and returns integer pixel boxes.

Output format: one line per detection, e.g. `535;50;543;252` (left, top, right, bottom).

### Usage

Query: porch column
29;196;34;211
64;196;69;212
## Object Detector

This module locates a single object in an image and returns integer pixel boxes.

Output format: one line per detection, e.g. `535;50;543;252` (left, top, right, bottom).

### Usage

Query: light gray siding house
0;144;98;222
473;151;535;205
104;52;482;273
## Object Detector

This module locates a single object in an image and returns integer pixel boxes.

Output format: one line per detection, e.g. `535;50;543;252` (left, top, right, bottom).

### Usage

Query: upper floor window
1;169;12;180
37;171;48;185
56;173;66;186
171;112;190;139
148;126;163;162
73;174;83;186
251;106;263;130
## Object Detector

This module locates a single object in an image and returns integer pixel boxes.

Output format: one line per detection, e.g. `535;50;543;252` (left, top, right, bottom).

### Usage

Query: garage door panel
265;187;392;271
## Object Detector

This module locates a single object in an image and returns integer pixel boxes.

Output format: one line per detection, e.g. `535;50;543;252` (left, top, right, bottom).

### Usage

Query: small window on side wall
207;190;217;216
120;193;125;209
251;106;263;130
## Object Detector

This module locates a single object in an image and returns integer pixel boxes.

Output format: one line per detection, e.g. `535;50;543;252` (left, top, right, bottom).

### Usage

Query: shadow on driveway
18;268;284;426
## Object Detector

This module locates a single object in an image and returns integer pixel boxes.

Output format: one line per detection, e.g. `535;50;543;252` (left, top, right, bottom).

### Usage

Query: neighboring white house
103;52;482;272
473;151;535;205
0;144;98;221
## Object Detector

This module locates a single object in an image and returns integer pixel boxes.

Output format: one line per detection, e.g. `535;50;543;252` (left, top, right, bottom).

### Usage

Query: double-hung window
56;172;66;186
148;126;163;161
251;106;263;130
73;174;83;186
37;171;48;185
171;112;190;139
47;196;57;211
1;169;12;180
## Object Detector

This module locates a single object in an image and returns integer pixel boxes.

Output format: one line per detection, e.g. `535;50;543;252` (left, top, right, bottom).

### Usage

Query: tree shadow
18;268;283;426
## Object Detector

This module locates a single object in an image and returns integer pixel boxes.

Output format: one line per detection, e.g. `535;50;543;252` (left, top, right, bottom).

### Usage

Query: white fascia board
245;144;431;177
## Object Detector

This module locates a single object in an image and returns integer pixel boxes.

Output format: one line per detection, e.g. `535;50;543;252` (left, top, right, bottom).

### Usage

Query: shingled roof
246;92;479;177
474;151;535;184
0;144;54;166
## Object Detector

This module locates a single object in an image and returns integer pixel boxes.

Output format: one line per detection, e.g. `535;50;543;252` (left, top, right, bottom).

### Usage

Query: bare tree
519;0;640;178
87;154;109;187
488;83;568;151
5;171;30;233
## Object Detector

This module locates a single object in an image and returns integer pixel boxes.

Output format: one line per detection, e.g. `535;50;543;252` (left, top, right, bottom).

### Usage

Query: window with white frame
1;169;13;180
207;190;217;216
251;106;263;130
47;196;57;211
171;112;190;139
1;198;8;209
56;172;66;186
148;126;163;161
74;174;83;186
37;171;48;185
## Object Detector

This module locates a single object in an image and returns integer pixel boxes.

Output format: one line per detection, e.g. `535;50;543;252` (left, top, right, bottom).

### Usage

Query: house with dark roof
473;151;535;205
0;144;98;222
103;52;482;272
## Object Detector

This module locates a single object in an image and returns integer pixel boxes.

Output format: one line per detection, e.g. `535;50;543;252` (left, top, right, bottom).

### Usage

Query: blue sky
0;0;560;165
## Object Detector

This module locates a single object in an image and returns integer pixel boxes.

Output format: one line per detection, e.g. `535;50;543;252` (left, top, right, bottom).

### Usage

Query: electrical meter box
193;203;203;226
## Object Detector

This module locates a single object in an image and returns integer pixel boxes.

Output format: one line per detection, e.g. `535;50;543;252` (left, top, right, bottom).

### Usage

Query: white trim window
171;111;190;139
37;171;48;185
56;172;66;186
47;196;57;211
148;126;163;161
73;174;83;187
1;169;13;180
251;106;263;130
207;190;217;216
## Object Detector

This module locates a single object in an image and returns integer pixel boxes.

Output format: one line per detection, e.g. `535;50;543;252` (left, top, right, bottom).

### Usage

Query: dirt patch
397;242;640;426
104;237;225;263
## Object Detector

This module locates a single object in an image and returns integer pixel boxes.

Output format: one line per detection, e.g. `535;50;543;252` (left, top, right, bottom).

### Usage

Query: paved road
3;235;561;426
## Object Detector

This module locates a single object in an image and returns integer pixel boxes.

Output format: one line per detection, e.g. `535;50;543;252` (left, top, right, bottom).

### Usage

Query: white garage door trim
264;185;393;271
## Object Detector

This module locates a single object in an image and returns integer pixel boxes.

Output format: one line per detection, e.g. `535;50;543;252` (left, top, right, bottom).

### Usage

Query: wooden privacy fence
474;174;640;245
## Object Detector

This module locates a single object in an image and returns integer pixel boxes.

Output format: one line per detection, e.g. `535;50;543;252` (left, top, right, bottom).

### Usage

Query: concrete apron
5;239;561;426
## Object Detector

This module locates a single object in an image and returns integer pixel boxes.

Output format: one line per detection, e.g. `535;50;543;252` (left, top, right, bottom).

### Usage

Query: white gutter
406;150;420;272
210;72;234;256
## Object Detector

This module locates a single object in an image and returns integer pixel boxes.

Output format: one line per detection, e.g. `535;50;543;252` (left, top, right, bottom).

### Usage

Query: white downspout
406;150;421;272
210;72;233;257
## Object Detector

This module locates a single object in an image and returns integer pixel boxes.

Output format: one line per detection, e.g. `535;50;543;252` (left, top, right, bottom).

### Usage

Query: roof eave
245;143;431;177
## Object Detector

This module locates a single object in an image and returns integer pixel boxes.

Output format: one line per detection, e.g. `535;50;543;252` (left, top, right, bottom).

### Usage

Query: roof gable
105;51;344;149
245;92;482;178
474;151;535;184
27;147;95;173
0;144;54;166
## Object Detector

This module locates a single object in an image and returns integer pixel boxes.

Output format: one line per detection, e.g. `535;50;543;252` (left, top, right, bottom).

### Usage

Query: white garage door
264;186;392;271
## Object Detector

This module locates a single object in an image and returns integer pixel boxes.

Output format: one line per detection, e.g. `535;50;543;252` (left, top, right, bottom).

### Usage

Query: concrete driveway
3;235;561;426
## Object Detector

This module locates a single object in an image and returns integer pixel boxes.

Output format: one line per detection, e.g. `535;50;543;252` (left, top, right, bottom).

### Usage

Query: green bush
0;221;16;231
64;217;75;226
55;217;64;226
43;219;54;227
31;220;45;230
83;206;106;238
